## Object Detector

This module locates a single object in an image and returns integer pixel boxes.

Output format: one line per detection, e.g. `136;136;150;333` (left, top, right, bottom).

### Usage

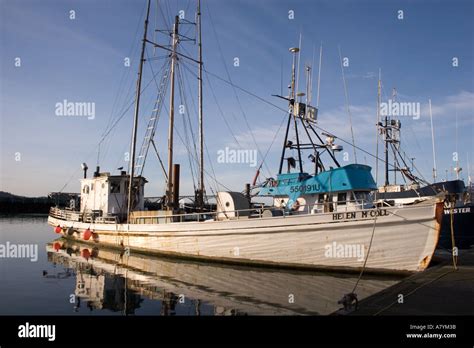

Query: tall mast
429;99;437;182
197;0;204;209
166;15;179;210
383;85;389;186
384;114;389;186
291;43;303;174
278;47;299;175
127;0;151;223
375;69;381;188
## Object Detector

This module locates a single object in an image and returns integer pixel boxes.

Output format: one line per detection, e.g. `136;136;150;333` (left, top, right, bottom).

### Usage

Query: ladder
135;65;171;176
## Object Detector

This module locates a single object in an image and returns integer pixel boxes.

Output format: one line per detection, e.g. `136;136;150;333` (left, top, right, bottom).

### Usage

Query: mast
166;15;179;210
278;47;299;174
384;114;389;186
127;0;151;223
197;0;204;209
375;69;381;188
429;99;437;182
291;44;303;174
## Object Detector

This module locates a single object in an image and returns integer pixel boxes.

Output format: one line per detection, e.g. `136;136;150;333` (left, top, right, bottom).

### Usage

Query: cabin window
337;192;347;205
110;182;120;194
102;183;105;189
354;191;368;201
83;185;90;194
317;194;324;203
91;184;94;191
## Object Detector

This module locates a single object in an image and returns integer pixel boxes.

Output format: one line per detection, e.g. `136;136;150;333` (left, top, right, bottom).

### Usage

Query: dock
346;248;474;315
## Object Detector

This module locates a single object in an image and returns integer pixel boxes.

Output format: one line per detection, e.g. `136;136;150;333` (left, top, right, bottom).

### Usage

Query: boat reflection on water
46;239;402;315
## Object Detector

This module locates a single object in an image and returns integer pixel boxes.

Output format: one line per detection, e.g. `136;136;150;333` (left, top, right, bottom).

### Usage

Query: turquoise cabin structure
258;164;377;211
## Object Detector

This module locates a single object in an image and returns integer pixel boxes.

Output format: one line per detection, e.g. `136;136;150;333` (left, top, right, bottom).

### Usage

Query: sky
1;0;473;197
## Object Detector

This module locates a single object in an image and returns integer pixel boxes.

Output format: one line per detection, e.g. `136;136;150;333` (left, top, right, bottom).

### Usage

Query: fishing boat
373;89;473;249
48;0;443;274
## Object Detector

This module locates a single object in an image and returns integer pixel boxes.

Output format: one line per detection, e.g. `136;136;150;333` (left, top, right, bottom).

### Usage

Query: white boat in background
48;0;444;275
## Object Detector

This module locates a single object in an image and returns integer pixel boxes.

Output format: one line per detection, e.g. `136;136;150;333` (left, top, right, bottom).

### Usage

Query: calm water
0;215;403;315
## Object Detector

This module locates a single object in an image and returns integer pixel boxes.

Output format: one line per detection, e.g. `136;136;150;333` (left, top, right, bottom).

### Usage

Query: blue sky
1;0;473;197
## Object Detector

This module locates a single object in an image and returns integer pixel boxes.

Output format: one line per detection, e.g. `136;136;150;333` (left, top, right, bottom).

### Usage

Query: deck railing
49;207;117;224
50;199;372;225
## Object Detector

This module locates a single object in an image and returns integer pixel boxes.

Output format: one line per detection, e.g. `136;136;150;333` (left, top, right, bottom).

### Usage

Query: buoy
53;242;61;251
83;228;92;241
81;249;91;260
54;225;62;234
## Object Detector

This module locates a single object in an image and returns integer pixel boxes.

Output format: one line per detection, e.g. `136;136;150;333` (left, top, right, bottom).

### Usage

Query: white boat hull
48;202;443;274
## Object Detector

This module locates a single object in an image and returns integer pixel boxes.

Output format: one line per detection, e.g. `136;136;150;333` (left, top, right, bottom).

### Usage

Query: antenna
467;153;471;185
429;99;437;182
295;33;302;99
454;109;462;180
316;42;322;108
338;45;357;163
305;64;311;106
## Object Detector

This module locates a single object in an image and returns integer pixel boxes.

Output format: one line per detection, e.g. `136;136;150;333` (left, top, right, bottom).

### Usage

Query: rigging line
202;70;244;148
257;110;289;178
164;0;173;30
163;87;230;194
176;62;199;161
199;65;405;174
103;53;169;166
179;60;199;124
338;45;357;163
203;68;290;116
390;143;407;185
102;1;146;137
174;121;232;192
311;123;400;172
176;63;198;191
98;62;168;145
157;0;170;31
205;2;272;178
99;64;137;165
406;152;431;185
204;140;233;192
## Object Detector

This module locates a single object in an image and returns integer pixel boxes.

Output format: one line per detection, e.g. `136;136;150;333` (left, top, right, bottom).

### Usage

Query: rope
338;209;378;312
449;200;458;270
352;210;378;294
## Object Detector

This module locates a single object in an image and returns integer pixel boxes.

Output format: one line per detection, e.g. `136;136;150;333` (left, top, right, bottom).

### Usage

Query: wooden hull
47;202;442;274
